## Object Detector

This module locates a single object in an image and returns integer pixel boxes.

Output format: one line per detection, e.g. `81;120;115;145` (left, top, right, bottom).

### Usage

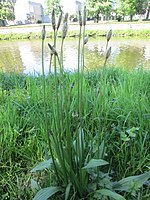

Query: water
0;38;150;74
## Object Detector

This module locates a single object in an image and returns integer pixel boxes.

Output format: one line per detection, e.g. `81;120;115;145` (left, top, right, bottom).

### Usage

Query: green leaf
83;159;109;169
31;179;40;193
113;171;150;192
121;132;130;142
96;189;126;200
126;127;139;138
31;159;53;172
33;187;61;200
65;183;72;200
98;140;105;159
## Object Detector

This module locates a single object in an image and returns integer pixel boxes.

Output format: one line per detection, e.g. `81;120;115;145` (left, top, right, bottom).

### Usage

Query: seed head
62;13;68;40
106;29;112;42
57;11;63;31
41;25;46;40
84;35;88;45
78;9;82;26
83;6;86;26
52;9;56;31
70;81;75;93
106;47;111;60
62;22;68;39
48;43;58;56
63;13;68;24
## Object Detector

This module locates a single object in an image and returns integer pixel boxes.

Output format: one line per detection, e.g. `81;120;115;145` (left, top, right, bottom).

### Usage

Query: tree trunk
130;15;133;21
146;3;150;20
0;20;6;26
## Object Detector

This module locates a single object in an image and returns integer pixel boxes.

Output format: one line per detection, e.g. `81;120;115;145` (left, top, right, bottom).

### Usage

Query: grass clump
0;8;150;200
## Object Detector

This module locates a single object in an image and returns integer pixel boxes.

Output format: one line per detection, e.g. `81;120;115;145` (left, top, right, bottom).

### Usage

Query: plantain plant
31;8;150;200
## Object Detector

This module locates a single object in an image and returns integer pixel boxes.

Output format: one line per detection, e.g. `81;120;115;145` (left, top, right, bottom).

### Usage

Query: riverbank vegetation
0;8;150;200
0;28;150;40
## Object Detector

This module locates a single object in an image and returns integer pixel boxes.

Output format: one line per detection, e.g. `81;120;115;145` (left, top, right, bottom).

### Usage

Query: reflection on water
0;38;149;74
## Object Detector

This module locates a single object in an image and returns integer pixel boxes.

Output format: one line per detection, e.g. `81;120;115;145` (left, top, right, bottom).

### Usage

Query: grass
0;29;150;40
0;67;150;199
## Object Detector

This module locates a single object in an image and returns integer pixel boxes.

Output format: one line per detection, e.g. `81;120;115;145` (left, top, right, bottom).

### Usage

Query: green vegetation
0;28;150;41
0;67;150;199
86;0;112;22
45;0;61;16
116;0;149;21
0;0;15;26
85;0;149;21
0;7;150;200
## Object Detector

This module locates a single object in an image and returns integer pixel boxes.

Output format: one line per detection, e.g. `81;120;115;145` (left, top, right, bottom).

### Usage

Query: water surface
0;38;149;74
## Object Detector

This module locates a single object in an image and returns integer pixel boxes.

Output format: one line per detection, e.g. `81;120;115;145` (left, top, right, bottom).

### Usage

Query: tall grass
0;8;150;200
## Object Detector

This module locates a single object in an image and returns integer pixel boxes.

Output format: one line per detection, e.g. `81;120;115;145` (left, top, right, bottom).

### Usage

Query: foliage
0;68;150;199
45;0;61;16
0;0;15;24
136;0;149;15
86;0;113;22
116;0;136;21
1;27;150;41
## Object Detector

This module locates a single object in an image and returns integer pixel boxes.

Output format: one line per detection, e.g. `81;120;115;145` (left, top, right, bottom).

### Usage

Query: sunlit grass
0;67;150;199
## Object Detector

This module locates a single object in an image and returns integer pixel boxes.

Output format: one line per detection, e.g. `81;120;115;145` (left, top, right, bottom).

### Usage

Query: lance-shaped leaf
83;159;109;169
95;189;126;200
33;187;62;200
65;183;72;200
31;158;53;172
113;171;150;192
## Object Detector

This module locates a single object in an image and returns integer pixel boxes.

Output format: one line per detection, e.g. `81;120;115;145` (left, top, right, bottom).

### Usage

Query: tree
136;0;149;15
117;0;136;21
0;0;15;26
86;0;113;22
145;1;150;19
45;0;61;16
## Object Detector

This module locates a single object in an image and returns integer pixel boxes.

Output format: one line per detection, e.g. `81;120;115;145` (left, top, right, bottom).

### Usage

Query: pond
0;37;150;74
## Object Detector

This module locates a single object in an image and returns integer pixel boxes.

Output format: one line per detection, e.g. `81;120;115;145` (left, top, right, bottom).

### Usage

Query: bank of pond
0;29;150;41
0;68;150;199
